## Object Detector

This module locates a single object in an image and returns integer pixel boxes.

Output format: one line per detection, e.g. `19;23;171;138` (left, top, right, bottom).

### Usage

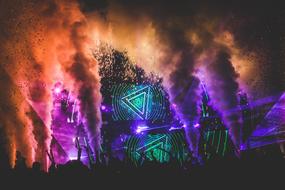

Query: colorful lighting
53;82;63;95
101;105;106;111
54;87;61;94
135;125;149;134
169;126;181;131
194;123;200;128
112;84;167;121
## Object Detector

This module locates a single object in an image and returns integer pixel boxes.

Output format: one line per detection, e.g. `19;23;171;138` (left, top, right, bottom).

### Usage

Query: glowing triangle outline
136;135;168;162
121;86;150;119
128;92;146;114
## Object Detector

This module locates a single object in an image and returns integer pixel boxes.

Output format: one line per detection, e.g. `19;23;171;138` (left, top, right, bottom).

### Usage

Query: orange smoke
0;0;102;170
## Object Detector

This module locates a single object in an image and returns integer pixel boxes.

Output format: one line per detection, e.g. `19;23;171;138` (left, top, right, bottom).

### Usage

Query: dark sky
78;0;285;95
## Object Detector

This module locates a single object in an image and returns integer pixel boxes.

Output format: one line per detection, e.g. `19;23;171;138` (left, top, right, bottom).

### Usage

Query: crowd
0;148;284;188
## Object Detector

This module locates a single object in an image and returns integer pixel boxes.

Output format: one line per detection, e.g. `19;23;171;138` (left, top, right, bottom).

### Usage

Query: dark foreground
0;153;284;188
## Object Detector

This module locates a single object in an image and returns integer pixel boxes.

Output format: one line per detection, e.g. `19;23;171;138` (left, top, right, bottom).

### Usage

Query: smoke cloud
79;0;248;149
0;0;102;169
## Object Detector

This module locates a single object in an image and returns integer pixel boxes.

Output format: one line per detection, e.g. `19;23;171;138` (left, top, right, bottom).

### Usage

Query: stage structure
124;131;189;166
244;92;285;150
101;83;190;165
48;47;191;167
50;82;95;167
112;84;167;121
198;82;236;161
239;92;253;147
96;47;190;165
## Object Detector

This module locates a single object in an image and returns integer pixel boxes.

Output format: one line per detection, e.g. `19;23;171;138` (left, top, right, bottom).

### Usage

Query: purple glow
135;128;142;134
69;155;88;161
245;92;285;150
101;105;106;111
182;124;187;128
51;82;91;166
135;125;149;134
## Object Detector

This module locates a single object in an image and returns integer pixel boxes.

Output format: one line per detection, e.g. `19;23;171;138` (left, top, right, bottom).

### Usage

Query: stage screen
124;131;189;165
111;84;168;121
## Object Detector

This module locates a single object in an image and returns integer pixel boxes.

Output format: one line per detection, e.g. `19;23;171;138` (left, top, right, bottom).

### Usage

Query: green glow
112;84;167;121
206;131;210;141
130;94;144;110
222;130;228;156
204;131;210;152
137;135;169;163
211;130;215;146
203;129;232;159
121;86;149;119
202;105;206;117
125;132;188;165
216;130;222;153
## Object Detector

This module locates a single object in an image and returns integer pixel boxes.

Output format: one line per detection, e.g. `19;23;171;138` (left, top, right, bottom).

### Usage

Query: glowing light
135;128;142;134
223;130;228;156
101;105;106;111
69;155;88;161
54;87;61;94
194;123;200;128
125;132;189;165
169;126;181;131
135;125;149;134
112;84;167;121
69;156;76;160
121;86;150;119
182;124;187;128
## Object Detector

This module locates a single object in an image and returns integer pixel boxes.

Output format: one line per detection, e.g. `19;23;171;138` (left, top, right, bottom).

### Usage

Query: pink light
136;128;142;134
194;123;200;128
101;105;106;111
54;87;61;94
182;124;187;128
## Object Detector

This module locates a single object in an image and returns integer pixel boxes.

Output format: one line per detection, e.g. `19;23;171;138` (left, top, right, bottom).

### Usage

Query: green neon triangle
121;86;150;119
129;93;145;113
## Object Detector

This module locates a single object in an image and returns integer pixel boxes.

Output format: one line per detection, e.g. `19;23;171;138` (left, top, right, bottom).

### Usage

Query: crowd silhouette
0;145;284;187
